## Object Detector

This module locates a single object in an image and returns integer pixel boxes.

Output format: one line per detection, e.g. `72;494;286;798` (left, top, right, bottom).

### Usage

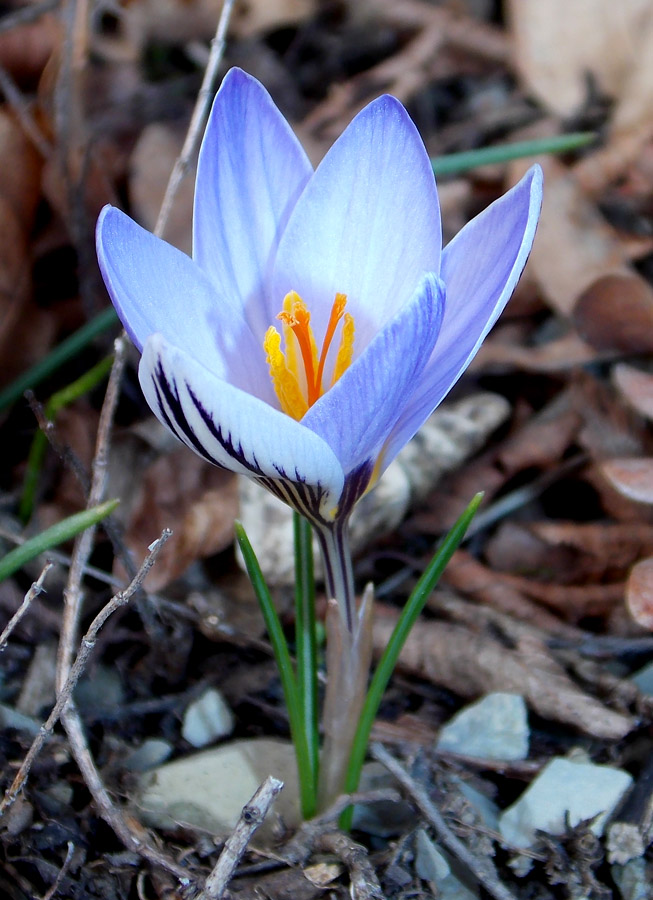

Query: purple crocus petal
97;206;276;401
302;273;445;476
193;68;313;336
380;165;543;470
140;334;345;519
271;95;441;345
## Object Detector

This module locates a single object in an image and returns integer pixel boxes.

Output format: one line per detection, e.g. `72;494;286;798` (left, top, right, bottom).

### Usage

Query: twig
0;530;170;816
0;0;61;33
315;831;384;900
0;561;53;652
282;788;401;865
371;743;519;900
0;62;52;157
197;776;284;900
56;334;125;691
40;840;75;900
154;0;236;238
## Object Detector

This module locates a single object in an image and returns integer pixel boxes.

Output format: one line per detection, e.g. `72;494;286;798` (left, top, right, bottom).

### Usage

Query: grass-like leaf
340;492;484;828
432;131;594;177
0;499;120;583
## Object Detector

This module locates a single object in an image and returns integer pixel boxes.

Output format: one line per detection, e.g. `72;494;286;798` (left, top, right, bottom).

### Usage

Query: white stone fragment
137;738;300;842
414;830;479;899
436;693;529;761
499;757;634;849
181;688;234;748
630;660;653;696
125;738;173;772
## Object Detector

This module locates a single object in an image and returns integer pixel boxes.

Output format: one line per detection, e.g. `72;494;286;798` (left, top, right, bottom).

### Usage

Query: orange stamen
278;295;320;406
316;293;347;393
267;290;356;419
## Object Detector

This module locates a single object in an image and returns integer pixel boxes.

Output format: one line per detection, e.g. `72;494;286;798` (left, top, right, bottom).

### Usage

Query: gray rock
612;858;652;900
137;738;300;842
182;688;234;748
125;738;173;772
75;665;124;712
414;830;479;899
499;757;633;849
437;693;529;761
630;661;653;696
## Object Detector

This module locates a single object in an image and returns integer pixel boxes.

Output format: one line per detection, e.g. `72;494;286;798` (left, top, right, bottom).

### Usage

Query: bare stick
1;531;170;816
0;561;53;652
197;775;284;900
56;334;126;692
0;0;61;34
154;0;236;239
62;701;192;883
282;788;401;866
40;840;75;900
371;743;519;900
315;831;383;900
0;62;52;157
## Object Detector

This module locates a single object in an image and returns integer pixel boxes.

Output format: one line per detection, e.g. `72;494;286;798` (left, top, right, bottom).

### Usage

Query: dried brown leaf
601;458;653;504
574;273;653;354
613;363;653;421
497;391;580;476
373;614;635;740
511;157;632;319
0;13;60;86
626;557;653;629
129;123;193;254
122;449;238;590
509;0;653;114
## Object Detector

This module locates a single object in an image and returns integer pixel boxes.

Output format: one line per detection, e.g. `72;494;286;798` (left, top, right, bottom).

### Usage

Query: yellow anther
332;312;355;385
265;290;356;419
264;326;308;420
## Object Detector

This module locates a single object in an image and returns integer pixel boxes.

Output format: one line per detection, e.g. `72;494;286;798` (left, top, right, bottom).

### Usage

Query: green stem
0;307;119;413
234;521;316;818
315;520;374;811
293;512;319;808
20;355;114;522
431;131;595;177
339;492;483;829
0;499;120;583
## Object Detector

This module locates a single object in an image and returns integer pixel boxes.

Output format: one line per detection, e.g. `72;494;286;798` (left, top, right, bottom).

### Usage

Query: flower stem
293;512;319;805
314;521;374;810
339;492;484;829
314;521;356;632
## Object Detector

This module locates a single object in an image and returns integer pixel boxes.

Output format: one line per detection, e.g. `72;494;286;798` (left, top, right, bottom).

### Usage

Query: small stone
182;688;234;747
454;777;500;831
437;693;529;761
630;660;653;696
414;831;479;899
612;858;652;900
125;738;173;772
137;738;299;842
75;665;124;712
499;757;633;849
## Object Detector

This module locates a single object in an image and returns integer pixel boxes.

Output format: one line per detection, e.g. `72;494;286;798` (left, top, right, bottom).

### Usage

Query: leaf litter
2;0;653;897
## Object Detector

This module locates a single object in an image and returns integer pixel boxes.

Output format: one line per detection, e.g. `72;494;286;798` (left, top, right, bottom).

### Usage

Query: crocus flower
97;68;542;538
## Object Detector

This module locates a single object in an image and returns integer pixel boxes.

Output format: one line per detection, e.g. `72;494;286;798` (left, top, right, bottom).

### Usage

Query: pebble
125;738;173;772
74;664;124;712
414;830;479;899
499;757;633;849
181;688;235;748
436;693;529;761
630;660;653;696
612;858;652;900
137;738;300;842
